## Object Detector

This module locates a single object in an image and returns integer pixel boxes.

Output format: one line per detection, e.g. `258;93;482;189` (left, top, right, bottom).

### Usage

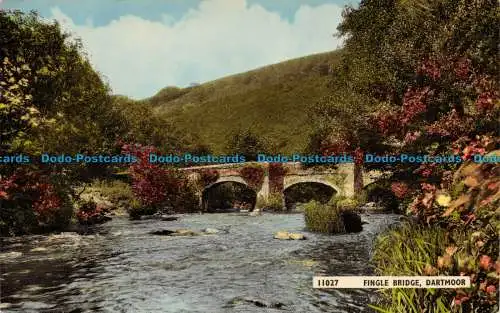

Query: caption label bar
313;276;471;289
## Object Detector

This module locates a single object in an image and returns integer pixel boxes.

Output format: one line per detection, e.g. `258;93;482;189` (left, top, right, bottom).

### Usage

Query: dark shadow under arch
202;181;257;212
362;181;399;212
283;182;337;211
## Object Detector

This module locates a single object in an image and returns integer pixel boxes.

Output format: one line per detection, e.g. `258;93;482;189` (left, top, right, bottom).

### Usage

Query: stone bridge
181;162;384;210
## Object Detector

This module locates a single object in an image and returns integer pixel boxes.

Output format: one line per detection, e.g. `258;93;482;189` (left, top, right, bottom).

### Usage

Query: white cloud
49;0;344;99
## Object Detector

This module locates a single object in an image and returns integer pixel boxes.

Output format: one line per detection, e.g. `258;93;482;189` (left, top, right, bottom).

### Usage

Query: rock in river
273;231;306;240
172;229;200;236
202;228;220;234
160;215;179;221
341;211;363;233
150;230;176;236
289;233;306;240
150;229;200;236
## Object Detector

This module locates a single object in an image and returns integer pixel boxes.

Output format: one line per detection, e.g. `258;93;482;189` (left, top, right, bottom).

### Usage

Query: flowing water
1;213;399;313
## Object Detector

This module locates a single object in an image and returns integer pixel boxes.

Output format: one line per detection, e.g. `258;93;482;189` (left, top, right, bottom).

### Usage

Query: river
1;212;399;313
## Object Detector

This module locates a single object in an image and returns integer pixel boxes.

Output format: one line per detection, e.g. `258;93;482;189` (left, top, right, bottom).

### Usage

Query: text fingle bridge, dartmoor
180;162;385;210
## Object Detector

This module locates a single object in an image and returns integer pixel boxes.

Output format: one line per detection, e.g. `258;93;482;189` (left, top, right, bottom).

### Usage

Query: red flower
421;183;436;193
417;58;442;80
404;131;421;143
454;58;471;80
454;295;470;305
479;255;492;270
0;190;8;199
391;182;409;199
476;91;498;112
486;285;496;294
401;87;431;125
372;111;399;135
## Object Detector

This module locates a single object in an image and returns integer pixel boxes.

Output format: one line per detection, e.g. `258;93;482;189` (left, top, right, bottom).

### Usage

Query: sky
1;0;357;99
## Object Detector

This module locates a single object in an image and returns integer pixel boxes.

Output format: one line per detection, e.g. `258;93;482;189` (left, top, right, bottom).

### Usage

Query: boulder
341;211;363;233
150;229;176;236
203;228;220;234
227;297;286;309
274;231;306;240
249;208;262;216
289;233;306;240
365;202;377;208
274;231;291;240
150;229;200;236
170;229;200;236
160;215;179;221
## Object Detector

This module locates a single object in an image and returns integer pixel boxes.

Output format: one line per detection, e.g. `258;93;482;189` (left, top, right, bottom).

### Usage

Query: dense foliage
0;168;73;235
0;10;123;156
112;96;195;154
0;10;206;232
321;1;500;312
0;10;122;234
121;144;196;212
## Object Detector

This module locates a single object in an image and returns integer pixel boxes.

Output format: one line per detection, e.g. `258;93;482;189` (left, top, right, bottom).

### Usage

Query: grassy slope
143;50;342;154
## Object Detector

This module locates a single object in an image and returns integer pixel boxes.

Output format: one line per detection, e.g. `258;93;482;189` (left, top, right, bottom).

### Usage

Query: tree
327;1;499;311
309;82;389;192
226;129;269;161
0;10;126;234
112;96;189;155
0;10;123;156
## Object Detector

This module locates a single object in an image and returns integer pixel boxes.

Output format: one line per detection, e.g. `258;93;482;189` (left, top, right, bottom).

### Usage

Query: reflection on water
1;213;399;313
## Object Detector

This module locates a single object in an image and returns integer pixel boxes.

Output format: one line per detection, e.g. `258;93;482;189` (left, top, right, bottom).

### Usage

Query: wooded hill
139;51;343;154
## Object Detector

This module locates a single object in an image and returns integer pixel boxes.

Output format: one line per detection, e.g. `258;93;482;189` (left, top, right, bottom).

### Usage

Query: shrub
128;205;156;220
255;195;266;210
76;199;110;225
304;200;344;234
240;164;265;190
257;193;284;211
127;198;153;220
170;180;200;213
329;195;360;211
122;144;185;209
90;179;134;207
353;190;368;206
0;169;73;236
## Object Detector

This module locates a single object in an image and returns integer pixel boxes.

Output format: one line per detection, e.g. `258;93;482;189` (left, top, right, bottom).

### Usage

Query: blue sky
1;0;357;99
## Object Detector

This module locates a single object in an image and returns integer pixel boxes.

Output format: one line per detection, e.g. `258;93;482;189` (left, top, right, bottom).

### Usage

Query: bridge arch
282;178;340;211
283;177;341;195
204;176;249;191
201;177;256;212
362;180;398;211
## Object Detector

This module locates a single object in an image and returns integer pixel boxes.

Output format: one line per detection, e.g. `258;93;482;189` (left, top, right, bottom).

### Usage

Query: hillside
143;50;343;154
